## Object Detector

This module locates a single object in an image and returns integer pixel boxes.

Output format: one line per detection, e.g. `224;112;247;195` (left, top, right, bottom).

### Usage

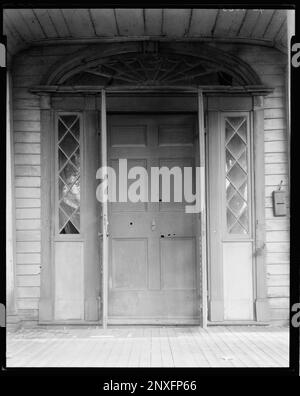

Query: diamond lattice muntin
58;115;80;234
225;116;249;235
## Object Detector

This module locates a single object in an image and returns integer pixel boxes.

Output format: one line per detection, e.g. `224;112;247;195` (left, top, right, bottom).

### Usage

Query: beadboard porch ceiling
3;8;294;62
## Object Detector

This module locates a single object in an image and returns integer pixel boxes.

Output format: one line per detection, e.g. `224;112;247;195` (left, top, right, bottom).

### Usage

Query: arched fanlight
61;52;244;87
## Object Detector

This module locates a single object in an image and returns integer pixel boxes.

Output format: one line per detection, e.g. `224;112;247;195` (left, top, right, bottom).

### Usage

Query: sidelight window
224;115;250;235
57;114;81;234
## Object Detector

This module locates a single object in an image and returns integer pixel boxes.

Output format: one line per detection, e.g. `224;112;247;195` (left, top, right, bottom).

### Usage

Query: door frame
37;88;269;326
105;110;204;325
102;91;207;326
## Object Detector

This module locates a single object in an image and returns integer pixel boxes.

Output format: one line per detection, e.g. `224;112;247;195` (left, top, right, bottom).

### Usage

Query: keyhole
129;221;133;226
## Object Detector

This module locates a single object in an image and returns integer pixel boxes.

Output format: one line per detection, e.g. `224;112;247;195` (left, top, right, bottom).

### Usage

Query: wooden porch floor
6;326;289;368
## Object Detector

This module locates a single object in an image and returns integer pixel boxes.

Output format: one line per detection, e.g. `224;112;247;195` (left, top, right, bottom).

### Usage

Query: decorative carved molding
42;43;264;89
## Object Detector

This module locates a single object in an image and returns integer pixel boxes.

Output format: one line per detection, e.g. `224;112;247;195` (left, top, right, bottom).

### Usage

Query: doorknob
151;219;156;231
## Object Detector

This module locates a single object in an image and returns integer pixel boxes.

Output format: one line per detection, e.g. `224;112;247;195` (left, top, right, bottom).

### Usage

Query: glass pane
227;134;245;158
226;150;235;172
59;208;68;230
59;179;67;200
237;120;247;142
225;122;235;143
60;162;78;187
239;181;248;200
58;119;67;140
70;148;80;169
227;209;236;229
70;209;80;230
60;115;78;129
70;119;80;140
227;116;245;130
58;149;68;170
230;222;247;234
59;132;78;158
226;180;236;201
238;150;247;171
225;116;249;235
63;184;80;209
227;163;246;189
228;193;246;217
60;199;76;217
58;114;80;234
239;209;249;231
60;221;79;234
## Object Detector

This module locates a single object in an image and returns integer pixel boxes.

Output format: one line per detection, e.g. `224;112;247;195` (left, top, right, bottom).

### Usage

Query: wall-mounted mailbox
272;190;287;216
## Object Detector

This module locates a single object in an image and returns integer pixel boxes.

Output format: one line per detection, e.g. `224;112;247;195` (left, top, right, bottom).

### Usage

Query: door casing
106;113;201;325
38;91;269;325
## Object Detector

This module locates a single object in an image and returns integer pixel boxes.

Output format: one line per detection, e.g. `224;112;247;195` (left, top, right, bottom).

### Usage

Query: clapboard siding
14;98;40;109
267;264;289;275
15;188;40;199
15;198;41;208
16;219;41;230
15;177;41;187
265;163;287;175
16;253;41;264
16;210;41;222
15;155;40;165
17;265;41;275
267;275;289;286
13;121;40;132
13;109;41;121
264;130;286;142
11;42;289;323
14;132;40;143
265;152;288;163
17;275;40;287
12;63;42;320
15;165;41;176
16;230;41;241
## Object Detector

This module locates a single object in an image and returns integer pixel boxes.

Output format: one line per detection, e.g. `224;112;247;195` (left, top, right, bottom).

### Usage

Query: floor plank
6;325;289;368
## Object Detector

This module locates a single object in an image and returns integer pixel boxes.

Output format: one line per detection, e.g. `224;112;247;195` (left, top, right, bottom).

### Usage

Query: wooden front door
107;114;200;324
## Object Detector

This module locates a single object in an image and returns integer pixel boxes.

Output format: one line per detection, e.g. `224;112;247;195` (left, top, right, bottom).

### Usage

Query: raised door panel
54;242;84;320
111;238;148;290
223;242;254;320
161;238;196;290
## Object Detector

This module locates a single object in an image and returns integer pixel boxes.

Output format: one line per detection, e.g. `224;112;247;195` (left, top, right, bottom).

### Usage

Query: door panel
54;242;84;320
161;238;196;289
107;114;199;323
112;238;148;289
223;242;253;320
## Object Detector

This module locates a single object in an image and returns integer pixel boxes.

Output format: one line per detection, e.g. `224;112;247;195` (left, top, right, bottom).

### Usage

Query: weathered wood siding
11;43;289;324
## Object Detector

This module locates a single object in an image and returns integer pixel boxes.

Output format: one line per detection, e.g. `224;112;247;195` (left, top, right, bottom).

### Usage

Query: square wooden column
39;93;54;322
6;72;20;329
253;95;270;322
101;89;108;328
198;90;208;327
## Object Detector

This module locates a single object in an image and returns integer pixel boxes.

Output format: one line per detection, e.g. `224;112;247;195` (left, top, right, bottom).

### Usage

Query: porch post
198;89;208;328
253;95;270;322
101;89;108;328
6;72;19;329
39;93;54;321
